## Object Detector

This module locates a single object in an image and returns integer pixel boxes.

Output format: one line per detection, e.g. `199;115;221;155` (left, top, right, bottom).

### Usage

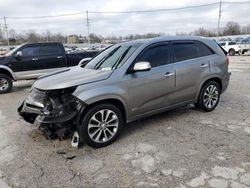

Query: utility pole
86;11;90;47
4;16;9;47
0;23;2;40
217;0;222;39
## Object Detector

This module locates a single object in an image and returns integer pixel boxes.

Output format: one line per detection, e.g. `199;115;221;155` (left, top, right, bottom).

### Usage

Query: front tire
79;103;124;148
196;81;221;112
0;74;13;94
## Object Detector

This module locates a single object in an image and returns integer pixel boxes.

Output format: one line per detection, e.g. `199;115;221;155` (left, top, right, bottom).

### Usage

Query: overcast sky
0;0;249;37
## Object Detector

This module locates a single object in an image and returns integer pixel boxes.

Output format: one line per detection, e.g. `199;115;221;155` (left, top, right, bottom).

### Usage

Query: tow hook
71;131;80;148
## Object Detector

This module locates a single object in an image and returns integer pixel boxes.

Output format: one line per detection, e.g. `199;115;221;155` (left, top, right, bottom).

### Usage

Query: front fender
0;65;16;80
73;85;129;117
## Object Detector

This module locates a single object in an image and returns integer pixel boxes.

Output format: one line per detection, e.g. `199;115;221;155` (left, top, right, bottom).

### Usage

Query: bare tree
25;30;40;42
223;21;241;35
241;24;250;34
9;29;17;39
45;30;53;42
0;25;3;40
89;33;102;43
193;27;216;37
52;33;66;43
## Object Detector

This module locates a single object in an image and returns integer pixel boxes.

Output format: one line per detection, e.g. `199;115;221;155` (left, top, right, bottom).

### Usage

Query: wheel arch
197;76;222;100
0;66;16;80
76;96;128;127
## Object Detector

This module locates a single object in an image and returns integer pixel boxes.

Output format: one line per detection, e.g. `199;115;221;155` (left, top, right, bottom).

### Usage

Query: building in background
67;35;79;44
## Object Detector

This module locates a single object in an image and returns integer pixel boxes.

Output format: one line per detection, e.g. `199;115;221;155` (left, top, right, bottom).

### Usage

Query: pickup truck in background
218;41;240;56
218;41;250;56
239;38;250;55
0;42;99;93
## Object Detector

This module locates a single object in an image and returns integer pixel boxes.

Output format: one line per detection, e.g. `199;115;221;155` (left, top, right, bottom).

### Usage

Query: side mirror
132;61;151;72
14;51;22;60
78;57;92;67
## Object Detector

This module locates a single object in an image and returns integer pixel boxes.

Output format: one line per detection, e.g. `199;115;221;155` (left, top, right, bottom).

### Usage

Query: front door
10;45;41;79
126;43;176;117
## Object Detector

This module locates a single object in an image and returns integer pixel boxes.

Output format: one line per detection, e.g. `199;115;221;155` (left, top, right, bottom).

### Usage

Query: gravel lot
0;55;250;188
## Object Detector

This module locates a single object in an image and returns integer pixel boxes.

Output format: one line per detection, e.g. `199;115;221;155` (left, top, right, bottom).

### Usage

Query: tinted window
219;42;226;46
39;45;63;56
20;46;39;57
173;43;199;62
228;42;236;45
197;42;214;56
138;44;169;67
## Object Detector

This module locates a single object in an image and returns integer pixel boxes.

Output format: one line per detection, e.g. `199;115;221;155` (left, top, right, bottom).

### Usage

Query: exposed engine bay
18;87;84;146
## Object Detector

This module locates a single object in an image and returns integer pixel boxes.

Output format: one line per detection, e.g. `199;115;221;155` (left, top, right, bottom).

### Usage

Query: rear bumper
221;71;231;94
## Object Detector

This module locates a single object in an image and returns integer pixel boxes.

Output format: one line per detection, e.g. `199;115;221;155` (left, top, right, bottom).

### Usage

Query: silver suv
18;36;231;148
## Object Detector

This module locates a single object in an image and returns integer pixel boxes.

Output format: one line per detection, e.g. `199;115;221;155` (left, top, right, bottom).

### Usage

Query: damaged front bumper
18;88;45;123
18;87;85;141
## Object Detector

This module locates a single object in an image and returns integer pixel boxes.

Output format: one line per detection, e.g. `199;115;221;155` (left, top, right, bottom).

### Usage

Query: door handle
164;72;175;77
32;58;39;61
200;64;209;68
57;56;63;59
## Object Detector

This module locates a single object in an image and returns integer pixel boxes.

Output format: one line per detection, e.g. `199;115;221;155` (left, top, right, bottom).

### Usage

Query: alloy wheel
0;78;9;91
87;109;119;143
203;85;219;109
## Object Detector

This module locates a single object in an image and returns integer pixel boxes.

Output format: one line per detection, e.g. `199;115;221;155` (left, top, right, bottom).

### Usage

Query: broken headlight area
37;87;81;124
18;86;84;141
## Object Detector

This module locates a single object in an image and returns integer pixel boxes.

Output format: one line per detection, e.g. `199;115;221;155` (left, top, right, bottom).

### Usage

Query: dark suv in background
0;42;98;93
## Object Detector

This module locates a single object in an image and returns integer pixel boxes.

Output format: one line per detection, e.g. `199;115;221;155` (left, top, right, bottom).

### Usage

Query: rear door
38;44;67;73
126;43;176;116
171;41;214;103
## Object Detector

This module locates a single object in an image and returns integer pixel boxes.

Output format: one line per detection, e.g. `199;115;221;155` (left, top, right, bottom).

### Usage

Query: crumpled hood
33;66;112;90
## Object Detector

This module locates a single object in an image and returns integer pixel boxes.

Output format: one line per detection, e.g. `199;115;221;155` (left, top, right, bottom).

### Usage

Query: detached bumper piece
18;102;39;124
18;87;83;141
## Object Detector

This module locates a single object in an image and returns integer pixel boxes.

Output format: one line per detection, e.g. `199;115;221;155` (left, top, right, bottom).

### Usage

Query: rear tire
79;103;124;148
195;81;221;112
0;74;12;94
229;49;235;56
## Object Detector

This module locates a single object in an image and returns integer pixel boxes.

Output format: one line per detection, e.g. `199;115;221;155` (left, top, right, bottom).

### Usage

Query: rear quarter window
196;42;215;56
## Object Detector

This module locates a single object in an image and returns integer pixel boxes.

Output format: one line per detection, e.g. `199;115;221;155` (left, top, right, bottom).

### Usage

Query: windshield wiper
112;46;132;70
94;46;121;70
